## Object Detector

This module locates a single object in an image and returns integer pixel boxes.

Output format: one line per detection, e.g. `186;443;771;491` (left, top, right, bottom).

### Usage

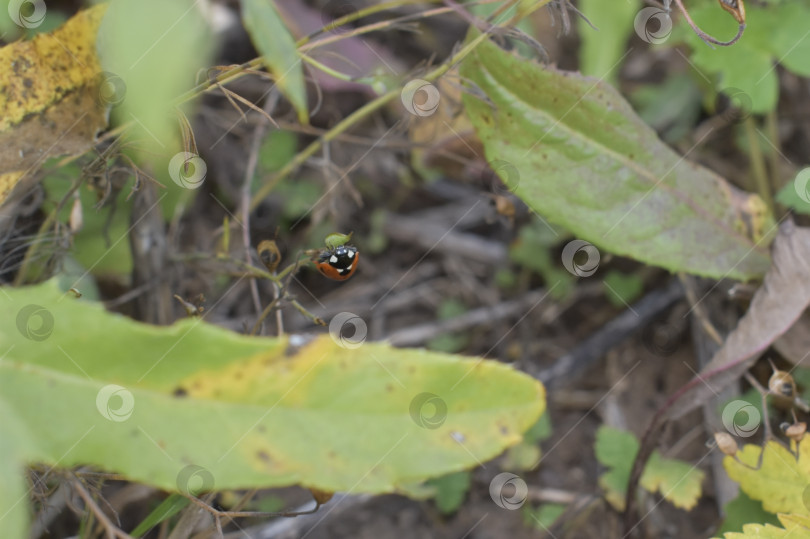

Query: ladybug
316;244;359;281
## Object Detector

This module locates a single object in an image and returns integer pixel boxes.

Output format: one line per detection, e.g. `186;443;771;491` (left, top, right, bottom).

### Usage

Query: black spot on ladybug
173;387;188;398
257;450;272;463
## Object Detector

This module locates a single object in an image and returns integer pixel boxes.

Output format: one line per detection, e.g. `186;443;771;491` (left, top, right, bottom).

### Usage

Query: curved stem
673;0;745;47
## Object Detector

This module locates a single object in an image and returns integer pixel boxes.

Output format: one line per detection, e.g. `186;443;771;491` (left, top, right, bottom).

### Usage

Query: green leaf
241;0;308;124
0;280;544;535
595;426;704;511
0;399;38;539
509;221;573;299
595;426;639;510
258;130;299;173
501;441;541;472
428;471;471;514
632;74;703;143
502;414;551;471
717;490;780;536
676;2;810;113
523;503;566;531
768;4;810;77
577;0;640;86
776;179;810;216
602;270;644;308
460;32;773;281
97;0;214;153
43;168;133;278
130;494;189;537
427;299;469;353
524;413;552;444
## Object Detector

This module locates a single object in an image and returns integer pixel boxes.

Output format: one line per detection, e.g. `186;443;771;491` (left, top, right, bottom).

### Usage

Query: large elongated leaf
0;280;543;536
97;0;213;153
460;33;773;281
241;0;308;123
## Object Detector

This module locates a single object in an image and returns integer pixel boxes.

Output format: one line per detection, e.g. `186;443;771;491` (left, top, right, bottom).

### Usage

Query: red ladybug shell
316;245;358;281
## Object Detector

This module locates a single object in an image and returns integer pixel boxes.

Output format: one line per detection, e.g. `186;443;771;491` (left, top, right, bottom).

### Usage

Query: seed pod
69;194;83;234
309;488;334;505
491;194;515;221
718;0;746;24
173;294;203;317
714;432;738;456
786;422;807;443
769;368;797;399
257;240;282;273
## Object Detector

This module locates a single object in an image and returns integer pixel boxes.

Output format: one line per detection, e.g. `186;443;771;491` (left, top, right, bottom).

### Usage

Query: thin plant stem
743;116;774;214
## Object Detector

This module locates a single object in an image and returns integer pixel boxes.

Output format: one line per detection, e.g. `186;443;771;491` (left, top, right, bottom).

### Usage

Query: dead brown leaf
667;219;810;419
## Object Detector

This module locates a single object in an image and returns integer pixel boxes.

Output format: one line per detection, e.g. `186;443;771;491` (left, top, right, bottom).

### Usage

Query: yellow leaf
724;441;810;516
640;451;705;510
717;513;810;538
0;5;109;204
